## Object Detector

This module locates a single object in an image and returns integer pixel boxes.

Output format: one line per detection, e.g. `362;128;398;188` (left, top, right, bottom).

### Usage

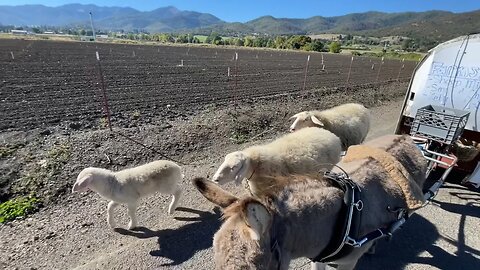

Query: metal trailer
395;33;480;190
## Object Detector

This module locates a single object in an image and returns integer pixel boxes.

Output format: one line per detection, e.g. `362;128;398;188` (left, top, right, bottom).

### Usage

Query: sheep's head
212;151;251;185
289;111;324;132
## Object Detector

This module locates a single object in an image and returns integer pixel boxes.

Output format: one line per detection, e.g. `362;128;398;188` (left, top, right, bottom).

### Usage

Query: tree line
121;32;342;53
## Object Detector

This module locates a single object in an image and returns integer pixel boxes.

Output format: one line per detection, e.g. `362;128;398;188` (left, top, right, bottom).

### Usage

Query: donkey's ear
243;202;271;241
72;175;92;193
311;115;324;127
192;177;238;208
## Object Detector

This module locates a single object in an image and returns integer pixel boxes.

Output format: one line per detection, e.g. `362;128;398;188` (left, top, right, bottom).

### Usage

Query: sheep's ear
192;177;238;208
234;158;250;184
289;112;304;120
311;115;324;127
243;202;271;241
72;175;92;193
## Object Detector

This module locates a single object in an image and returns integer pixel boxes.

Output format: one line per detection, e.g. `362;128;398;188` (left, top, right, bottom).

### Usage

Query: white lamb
72;160;183;229
212;127;342;197
289;103;371;150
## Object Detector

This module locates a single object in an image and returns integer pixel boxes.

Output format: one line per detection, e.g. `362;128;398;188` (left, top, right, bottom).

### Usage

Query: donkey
193;135;428;270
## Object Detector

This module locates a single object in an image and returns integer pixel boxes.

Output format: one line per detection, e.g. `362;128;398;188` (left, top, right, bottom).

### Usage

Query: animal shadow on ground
116;207;222;266
356;202;480;270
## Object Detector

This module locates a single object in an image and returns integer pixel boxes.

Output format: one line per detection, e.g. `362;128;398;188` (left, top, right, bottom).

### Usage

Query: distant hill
0;4;139;26
0;4;223;32
1;4;479;42
95;6;223;32
197;10;480;41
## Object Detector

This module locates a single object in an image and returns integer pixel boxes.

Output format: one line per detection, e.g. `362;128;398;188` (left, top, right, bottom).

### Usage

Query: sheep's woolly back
242;127;342;196
343;144;425;210
313;103;370;149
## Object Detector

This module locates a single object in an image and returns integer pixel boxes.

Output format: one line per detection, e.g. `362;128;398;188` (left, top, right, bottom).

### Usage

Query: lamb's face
72;169;94;193
212;152;249;185
289;112;323;132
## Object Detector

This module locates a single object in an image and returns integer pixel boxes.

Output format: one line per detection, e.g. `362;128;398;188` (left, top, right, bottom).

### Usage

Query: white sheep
72;160;183;229
289;103;371;150
212;127;342;196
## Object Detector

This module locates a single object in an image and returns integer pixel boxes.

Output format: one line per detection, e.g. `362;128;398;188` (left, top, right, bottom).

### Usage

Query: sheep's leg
107;201;119;228
127;202;138;229
168;187;182;215
310;262;327;270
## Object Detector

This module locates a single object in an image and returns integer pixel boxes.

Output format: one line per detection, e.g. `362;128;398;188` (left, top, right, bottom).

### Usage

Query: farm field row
0;39;417;131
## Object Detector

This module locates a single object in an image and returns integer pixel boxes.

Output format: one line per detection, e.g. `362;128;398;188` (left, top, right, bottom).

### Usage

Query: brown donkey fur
193;135;428;270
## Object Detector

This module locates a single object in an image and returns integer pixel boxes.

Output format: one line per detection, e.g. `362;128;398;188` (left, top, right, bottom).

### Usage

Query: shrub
329;41;342;53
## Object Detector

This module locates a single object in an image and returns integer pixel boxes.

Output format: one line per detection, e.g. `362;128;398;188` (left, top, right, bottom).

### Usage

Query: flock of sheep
72;103;370;230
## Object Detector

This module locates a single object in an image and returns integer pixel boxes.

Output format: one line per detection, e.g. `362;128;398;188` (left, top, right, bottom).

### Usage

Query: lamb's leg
168;187;182;215
127;202;138;229
310;262;327;270
107;201;119;228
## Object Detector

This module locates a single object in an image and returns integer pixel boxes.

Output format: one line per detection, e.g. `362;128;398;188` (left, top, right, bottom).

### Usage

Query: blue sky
1;0;479;22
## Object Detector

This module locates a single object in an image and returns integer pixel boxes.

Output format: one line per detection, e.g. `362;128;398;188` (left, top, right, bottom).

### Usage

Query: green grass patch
230;131;249;144
0;196;38;223
194;35;208;43
16;142;71;195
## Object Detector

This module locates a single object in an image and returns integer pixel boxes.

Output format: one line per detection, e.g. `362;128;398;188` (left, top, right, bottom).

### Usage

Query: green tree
286;35;311;50
233;38;244;46
127;33;135;40
158;33;174;43
266;38;275;48
206;32;222;45
274;36;287;49
244;36;254;47
329;41;341;53
80;29;86;36
253;37;268;47
401;39;415;52
191;36;200;43
303;39;324;52
176;34;189;43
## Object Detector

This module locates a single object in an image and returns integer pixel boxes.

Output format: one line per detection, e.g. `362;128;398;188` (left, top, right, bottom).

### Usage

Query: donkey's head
192;177;282;270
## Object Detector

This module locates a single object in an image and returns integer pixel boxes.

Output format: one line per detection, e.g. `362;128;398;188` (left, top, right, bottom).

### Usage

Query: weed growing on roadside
0;143;24;158
132;110;141;119
0;196;38;223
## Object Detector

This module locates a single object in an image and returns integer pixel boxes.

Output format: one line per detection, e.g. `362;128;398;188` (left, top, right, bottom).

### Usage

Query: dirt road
1;98;479;270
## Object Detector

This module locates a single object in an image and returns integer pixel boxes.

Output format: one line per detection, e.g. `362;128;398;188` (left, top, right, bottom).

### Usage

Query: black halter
311;170;364;263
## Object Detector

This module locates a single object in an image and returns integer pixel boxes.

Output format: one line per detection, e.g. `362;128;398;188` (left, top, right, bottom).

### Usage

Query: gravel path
1;98;479;270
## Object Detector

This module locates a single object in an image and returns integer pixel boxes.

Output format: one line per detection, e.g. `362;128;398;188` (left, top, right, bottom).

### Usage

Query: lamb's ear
311;115;324;127
192;177;238;208
243;202;271;241
72;175;92;193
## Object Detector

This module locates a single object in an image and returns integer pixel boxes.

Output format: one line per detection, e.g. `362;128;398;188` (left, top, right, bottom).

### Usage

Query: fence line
1;39;417;133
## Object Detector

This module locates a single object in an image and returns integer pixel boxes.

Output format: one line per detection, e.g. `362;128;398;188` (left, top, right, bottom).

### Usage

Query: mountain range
1;4;479;41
